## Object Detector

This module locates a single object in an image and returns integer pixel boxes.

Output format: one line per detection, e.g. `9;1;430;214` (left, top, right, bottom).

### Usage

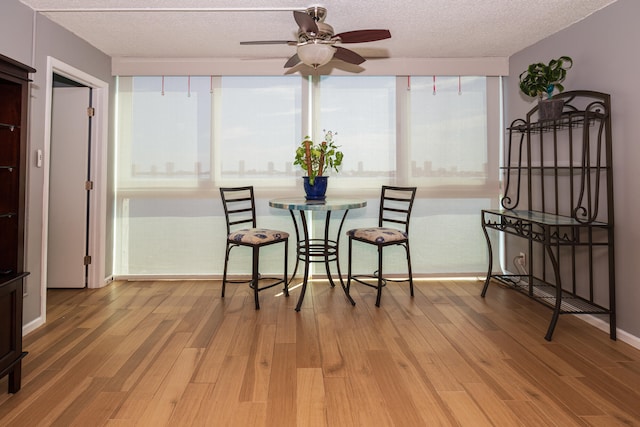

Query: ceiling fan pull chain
433;76;436;96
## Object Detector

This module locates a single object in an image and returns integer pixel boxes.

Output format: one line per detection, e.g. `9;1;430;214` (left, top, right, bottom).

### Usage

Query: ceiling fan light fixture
297;43;336;68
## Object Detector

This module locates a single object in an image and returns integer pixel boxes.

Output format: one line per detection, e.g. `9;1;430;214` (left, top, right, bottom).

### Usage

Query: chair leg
376;246;383;307
406;241;414;297
283;239;289;297
253;246;260;310
222;242;231;298
347;237;353;293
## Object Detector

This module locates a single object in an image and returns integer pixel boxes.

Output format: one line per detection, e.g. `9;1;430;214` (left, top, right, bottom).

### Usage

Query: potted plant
294;130;343;200
519;55;573;120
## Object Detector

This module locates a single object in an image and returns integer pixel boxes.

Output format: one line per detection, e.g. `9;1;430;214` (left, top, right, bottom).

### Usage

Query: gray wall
509;0;639;338
0;1;33;64
1;0;114;325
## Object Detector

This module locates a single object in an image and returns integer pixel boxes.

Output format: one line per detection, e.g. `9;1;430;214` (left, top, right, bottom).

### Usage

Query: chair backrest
219;186;257;234
378;186;417;233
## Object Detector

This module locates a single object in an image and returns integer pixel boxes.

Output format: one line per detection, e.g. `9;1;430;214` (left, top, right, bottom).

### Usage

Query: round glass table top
269;197;367;211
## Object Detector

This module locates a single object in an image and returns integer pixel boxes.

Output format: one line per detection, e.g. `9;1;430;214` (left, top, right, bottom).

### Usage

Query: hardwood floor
1;278;639;426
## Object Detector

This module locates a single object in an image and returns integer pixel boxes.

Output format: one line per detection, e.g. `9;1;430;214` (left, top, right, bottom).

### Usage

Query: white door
47;86;91;288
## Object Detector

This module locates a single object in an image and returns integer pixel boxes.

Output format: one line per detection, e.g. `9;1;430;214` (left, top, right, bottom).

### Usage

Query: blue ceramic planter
303;176;328;200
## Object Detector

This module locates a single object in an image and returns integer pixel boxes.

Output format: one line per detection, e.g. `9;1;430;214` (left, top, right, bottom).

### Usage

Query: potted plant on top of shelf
294;130;343;200
519;55;573;120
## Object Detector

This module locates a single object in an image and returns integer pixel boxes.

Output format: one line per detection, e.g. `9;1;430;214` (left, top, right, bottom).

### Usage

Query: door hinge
85;180;94;190
84;255;92;265
87;107;95;117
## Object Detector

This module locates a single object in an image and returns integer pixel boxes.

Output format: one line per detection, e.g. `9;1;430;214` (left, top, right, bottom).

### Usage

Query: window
117;76;212;190
214;76;302;186
114;75;500;276
317;76;396;189
408;76;488;187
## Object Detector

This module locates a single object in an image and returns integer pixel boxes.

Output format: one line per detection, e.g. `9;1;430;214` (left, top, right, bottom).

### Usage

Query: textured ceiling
20;0;617;63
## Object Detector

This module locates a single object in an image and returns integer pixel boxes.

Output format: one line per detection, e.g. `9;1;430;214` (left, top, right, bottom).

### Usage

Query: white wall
112;56;509;77
0;0;114;327
508;0;640;338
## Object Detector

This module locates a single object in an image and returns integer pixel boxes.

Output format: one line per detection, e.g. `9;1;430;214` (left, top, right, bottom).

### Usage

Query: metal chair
346;186;417;307
220;186;289;309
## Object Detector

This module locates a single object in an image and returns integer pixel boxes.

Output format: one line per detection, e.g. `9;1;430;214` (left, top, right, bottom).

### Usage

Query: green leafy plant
294;130;343;185
519;56;573;99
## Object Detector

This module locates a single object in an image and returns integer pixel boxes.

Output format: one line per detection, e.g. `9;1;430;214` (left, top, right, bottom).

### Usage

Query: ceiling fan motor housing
298;22;334;43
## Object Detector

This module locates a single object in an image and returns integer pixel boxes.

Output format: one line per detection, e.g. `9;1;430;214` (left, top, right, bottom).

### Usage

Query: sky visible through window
410;76;488;181
218;76;301;180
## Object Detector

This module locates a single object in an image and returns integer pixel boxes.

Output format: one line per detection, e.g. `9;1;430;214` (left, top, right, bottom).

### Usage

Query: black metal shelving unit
480;90;615;341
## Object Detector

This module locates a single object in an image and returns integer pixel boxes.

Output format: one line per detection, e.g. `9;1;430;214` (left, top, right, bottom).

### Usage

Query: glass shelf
508;110;606;134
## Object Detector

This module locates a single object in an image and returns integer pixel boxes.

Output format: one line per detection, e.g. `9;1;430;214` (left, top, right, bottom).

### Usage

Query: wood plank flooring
1;278;639;426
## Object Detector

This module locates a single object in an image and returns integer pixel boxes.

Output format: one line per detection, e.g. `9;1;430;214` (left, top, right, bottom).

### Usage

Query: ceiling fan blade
240;40;296;45
294;10;319;34
334;29;391;43
333;46;366;65
284;53;301;68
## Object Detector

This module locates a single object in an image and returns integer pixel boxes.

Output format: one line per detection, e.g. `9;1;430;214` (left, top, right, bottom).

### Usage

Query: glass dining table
269;197;367;311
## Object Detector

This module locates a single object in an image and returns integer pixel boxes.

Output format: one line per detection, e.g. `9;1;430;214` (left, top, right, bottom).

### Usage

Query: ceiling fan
240;6;391;70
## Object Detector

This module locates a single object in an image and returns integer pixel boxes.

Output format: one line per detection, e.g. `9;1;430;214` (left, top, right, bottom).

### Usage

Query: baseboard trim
23;316;45;336
576;313;640;350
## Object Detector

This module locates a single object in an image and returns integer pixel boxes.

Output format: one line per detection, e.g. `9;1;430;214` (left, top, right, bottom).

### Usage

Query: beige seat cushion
229;228;289;245
347;227;408;243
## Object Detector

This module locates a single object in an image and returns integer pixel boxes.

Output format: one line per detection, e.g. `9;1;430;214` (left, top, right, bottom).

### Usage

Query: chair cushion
347;227;408;243
228;228;289;245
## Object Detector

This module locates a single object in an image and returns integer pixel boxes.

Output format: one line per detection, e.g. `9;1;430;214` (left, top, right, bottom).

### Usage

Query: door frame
40;57;110;315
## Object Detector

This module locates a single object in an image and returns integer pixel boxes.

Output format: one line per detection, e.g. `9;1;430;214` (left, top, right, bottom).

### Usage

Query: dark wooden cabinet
0;273;27;393
0;53;34;394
